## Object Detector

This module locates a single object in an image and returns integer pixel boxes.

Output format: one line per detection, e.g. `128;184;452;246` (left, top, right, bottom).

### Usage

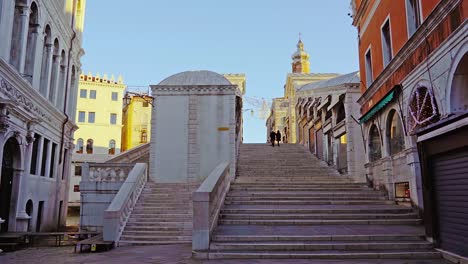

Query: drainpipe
59;1;77;175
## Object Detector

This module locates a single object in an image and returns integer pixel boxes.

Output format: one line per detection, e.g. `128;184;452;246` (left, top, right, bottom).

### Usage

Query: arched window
9;0;28;71
25;199;33;232
76;138;83;154
68;65;76;116
450;52;468;113
48;39;60;104
24;2;39;83
336;102;345;123
56;50;67;108
86;139;93;154
387;110;405;155
39;25;52;96
108;140;116;155
368;125;382;162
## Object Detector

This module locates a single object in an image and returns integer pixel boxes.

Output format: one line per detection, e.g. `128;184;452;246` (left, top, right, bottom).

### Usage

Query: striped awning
359;90;396;124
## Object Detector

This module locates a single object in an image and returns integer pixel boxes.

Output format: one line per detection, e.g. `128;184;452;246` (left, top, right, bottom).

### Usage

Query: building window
80;89;87;98
74;165;82;176
108;140;116;155
140;129;148;143
49;143;57;178
86;139;93;154
30;134;41;175
111;92;118;101
368;125;382;162
90;90;97;99
73;185;80;192
40;139;50;176
143;101;149;107
78;111;85;122
88;112;95;123
110;113;117;124
336;102;345;123
387;110;405;155
365;49;373;88
381;19;392;67
76;139;84;154
406;0;421;36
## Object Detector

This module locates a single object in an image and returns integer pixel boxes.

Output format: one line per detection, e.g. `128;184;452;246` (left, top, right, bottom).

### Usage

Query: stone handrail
103;163;147;242
192;162;231;251
82;163;135;182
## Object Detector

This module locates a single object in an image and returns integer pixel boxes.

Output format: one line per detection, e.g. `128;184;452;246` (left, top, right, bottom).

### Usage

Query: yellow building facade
224;74;246;95
121;92;153;151
276;39;339;143
73;73;126;162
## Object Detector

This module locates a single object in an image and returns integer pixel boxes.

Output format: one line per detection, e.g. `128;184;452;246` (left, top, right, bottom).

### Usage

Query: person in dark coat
276;130;282;147
270;131;276;147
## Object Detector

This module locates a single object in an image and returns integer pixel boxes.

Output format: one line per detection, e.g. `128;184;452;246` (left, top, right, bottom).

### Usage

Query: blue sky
81;0;359;143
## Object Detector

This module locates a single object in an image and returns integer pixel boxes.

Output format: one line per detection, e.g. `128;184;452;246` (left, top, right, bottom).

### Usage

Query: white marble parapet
103;163;147;242
192;162;231;251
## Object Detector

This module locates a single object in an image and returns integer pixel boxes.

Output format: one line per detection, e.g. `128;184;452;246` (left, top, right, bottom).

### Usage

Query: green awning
359;91;395;124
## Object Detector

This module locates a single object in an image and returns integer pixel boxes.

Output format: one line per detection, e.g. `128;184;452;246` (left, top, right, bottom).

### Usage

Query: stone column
10;4;29;73
23;23;40;84
39;43;53;98
48;54;61;104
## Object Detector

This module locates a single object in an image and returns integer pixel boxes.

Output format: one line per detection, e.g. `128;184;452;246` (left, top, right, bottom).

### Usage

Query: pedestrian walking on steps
270;131;276;147
276;130;282;147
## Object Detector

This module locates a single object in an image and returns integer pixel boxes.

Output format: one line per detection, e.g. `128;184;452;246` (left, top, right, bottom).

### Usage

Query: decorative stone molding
151;85;237;96
86;164;135;182
0;101;12;133
0;75;52;124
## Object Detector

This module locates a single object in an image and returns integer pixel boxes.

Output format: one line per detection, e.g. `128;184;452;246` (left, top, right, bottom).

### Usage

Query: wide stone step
122;230;191;236
229;187;364;192
221;207;414;214
209;241;433;251
227;191;385;196
225;196;388;201
125;221;192;227
202;250;441;259
127;217;192;222
212;234;426;242
232;183;367;188
218;219;422;225
219;213;419;220
119;240;191;246
120;235;192;242
224;200;396;205
123;225;189;231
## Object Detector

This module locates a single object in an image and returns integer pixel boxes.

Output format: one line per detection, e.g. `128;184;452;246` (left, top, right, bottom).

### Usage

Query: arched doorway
0;137;21;232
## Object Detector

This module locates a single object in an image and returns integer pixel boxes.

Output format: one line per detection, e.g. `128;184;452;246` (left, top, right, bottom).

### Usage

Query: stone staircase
204;143;441;259
119;182;199;246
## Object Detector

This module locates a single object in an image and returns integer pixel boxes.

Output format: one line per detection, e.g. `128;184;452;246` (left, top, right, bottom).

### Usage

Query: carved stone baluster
118;169;126;181
109;168;117;182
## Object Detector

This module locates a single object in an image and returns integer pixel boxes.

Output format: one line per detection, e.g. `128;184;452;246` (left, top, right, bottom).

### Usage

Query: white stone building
295;72;366;181
0;0;85;232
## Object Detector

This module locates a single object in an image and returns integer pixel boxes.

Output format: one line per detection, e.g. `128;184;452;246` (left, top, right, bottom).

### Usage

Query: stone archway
0;137;21;232
449;51;468;113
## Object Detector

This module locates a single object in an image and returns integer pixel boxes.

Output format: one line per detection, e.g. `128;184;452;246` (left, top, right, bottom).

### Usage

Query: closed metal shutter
432;147;468;257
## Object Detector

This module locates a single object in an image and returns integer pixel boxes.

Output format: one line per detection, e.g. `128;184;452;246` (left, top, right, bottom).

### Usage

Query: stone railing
192;162;231;251
82;163;135;182
106;143;150;164
103;163;147;243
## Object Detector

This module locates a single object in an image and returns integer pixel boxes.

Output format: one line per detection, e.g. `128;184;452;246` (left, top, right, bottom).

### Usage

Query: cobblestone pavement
0;244;451;264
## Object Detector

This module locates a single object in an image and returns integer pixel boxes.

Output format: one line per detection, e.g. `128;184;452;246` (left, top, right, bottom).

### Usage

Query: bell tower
291;35;310;73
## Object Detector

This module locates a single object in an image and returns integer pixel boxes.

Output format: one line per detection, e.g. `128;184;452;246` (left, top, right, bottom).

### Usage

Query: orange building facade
352;0;467;258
